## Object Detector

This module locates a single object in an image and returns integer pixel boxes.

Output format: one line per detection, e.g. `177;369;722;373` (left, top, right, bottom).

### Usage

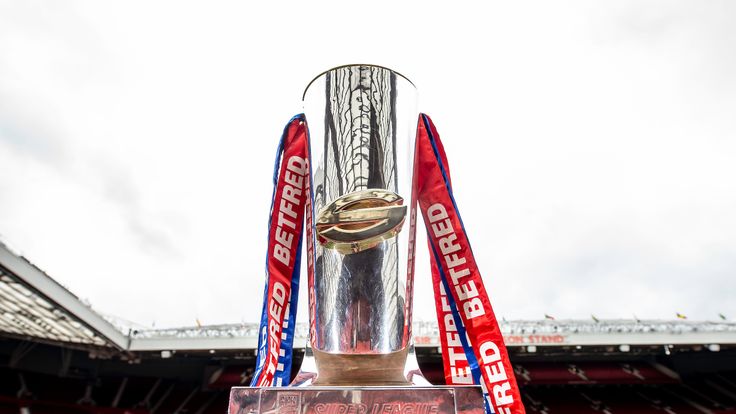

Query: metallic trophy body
229;65;484;414
303;65;418;386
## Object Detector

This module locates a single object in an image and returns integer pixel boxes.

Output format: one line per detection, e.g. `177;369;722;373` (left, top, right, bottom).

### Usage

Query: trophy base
228;386;484;414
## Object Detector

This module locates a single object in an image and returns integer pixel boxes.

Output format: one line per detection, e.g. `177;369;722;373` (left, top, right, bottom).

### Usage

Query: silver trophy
301;64;420;386
229;64;484;414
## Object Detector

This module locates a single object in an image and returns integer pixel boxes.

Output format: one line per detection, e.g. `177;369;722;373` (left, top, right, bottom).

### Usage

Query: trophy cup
229;65;485;414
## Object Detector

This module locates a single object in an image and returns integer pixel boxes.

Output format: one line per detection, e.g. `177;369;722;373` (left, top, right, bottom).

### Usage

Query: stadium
2;241;735;414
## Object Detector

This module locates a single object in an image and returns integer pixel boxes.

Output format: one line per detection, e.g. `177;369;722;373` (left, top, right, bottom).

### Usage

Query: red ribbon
252;116;309;387
417;115;524;414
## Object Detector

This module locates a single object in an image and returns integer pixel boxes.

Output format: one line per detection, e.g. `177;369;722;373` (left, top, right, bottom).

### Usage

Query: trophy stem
311;348;411;386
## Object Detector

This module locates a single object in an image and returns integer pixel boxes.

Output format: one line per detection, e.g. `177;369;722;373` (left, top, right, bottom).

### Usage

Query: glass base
228;386;484;414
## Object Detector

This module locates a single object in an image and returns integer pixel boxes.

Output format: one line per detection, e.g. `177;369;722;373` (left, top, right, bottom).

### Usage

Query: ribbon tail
417;114;525;414
251;115;309;387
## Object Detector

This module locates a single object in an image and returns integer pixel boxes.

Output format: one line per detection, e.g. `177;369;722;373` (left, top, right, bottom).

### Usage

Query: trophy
229;65;486;414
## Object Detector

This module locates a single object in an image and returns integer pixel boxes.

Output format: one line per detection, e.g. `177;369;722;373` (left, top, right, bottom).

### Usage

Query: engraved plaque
229;387;484;414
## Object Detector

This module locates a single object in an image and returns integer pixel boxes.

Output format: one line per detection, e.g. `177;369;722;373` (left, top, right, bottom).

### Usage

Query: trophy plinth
229;386;485;414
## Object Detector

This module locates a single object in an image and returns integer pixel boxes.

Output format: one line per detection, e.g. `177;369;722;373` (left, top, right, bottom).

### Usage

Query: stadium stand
1;241;735;413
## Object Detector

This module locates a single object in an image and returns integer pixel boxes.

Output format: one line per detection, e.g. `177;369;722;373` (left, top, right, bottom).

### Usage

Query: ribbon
251;114;525;414
417;115;524;414
251;115;309;387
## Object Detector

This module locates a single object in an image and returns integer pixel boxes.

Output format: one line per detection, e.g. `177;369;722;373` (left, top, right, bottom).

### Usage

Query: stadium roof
127;319;736;352
2;241;736;353
0;242;128;349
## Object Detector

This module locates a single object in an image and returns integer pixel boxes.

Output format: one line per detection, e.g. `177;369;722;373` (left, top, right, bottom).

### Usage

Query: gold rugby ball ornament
315;189;407;254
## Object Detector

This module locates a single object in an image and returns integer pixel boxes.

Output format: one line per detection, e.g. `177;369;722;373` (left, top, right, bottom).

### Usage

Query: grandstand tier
2;242;736;413
1;336;736;413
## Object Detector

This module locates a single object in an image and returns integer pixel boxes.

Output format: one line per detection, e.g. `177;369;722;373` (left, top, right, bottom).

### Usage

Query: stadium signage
504;334;567;345
412;334;569;346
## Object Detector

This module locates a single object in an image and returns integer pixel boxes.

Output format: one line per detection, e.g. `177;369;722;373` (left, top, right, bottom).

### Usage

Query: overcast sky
1;1;735;329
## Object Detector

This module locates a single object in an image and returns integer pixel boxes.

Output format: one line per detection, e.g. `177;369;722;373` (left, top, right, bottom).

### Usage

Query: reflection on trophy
303;64;418;386
229;64;485;414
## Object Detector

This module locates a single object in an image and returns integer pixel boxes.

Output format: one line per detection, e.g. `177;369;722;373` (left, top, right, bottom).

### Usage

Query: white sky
1;1;735;328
